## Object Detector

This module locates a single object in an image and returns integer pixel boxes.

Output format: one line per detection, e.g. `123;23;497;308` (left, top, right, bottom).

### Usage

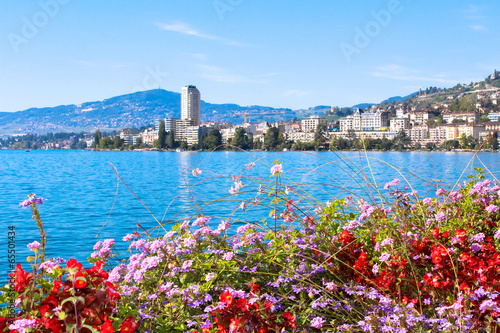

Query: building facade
181;85;201;126
301;116;327;132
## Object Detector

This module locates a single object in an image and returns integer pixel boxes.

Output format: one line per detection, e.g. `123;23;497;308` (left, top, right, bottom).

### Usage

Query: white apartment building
339;109;388;132
406;126;428;143
285;132;315;143
428;126;447;144
181;85;201;126
175;119;195;142
445;124;486;141
442;111;480;124
409;110;430;126
165;118;178;132
390;118;409;132
301;116;327;132
141;128;158;145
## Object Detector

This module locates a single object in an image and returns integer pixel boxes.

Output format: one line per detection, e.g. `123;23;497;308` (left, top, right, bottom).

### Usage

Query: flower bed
2;163;500;332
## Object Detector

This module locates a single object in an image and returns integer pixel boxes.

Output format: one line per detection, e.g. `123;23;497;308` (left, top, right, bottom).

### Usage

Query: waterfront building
120;129;134;145
428;126;447;144
165;118;179;132
285;132;315;143
390;118;409;132
175;119;195;142
339;109;387;132
301;116;327;132
445;124;486;141
406;126;428;143
181;85;201;126
141;127;158;145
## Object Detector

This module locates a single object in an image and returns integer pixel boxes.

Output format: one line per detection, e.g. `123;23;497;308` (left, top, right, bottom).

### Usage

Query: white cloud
157;22;218;40
369;65;460;84
470;25;488;32
284;89;311;97
157;22;252;47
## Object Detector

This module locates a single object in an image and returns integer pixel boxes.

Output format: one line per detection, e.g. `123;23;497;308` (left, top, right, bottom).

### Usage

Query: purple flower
494;230;500;239
436;188;446;196
486;205;499;213
311;316;325;328
19;194;46;209
379;252;390;262
222;252;234;260
480;299;497;312
470;243;482;252
27;241;41;252
471;233;485;243
9;319;37;332
436;211;446;222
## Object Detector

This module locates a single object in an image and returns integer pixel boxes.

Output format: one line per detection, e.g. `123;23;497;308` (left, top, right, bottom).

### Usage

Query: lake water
1;150;499;279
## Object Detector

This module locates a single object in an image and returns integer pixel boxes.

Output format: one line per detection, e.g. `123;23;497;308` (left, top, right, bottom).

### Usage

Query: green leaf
27;256;35;263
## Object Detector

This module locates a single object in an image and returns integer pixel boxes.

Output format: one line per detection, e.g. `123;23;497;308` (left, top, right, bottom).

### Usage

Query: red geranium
9;264;32;292
119;316;139;333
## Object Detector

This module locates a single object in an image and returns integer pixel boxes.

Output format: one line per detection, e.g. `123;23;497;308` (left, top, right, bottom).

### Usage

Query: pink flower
240;202;246;211
246;162;255;169
486;205;498;213
270;164;283;176
222;252;234;260
383;179;400;189
27;241;41;252
436;188;446;196
192;168;201;176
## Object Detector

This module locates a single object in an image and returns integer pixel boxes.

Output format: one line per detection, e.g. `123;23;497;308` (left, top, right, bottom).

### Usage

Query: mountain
0;89;291;135
380;92;418;104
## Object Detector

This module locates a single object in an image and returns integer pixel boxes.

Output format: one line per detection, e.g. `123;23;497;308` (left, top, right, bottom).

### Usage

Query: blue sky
0;0;499;112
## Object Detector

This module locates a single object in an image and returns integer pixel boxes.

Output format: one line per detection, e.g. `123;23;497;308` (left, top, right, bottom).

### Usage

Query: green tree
232;127;250;150
202;129;222;150
100;137;113;149
135;137;143;148
264;127;280;150
94;130;102;148
167;131;176;149
113;136;124;149
158;120;166;149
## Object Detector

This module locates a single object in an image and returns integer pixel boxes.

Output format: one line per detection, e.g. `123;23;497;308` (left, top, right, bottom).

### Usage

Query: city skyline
0;1;499;113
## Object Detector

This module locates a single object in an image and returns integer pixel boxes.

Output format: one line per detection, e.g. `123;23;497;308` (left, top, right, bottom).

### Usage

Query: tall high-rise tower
181;85;201;126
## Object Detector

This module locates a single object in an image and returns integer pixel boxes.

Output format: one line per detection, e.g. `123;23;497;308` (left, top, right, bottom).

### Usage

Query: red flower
119;316;139;333
66;259;84;272
52;280;62;294
101;319;115;333
0;317;7;331
220;290;234;307
432;228;440;239
10;264;32;292
74;271;88;289
229;318;240;331
236;298;250;313
45;317;64;333
455;229;467;242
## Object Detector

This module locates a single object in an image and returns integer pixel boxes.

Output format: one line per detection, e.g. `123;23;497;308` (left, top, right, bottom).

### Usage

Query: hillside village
2;71;499;151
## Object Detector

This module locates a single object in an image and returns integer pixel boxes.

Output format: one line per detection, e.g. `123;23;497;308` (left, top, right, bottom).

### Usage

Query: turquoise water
1;150;499;279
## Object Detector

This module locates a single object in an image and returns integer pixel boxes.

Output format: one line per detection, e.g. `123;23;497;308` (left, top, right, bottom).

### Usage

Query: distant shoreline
2;148;498;153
